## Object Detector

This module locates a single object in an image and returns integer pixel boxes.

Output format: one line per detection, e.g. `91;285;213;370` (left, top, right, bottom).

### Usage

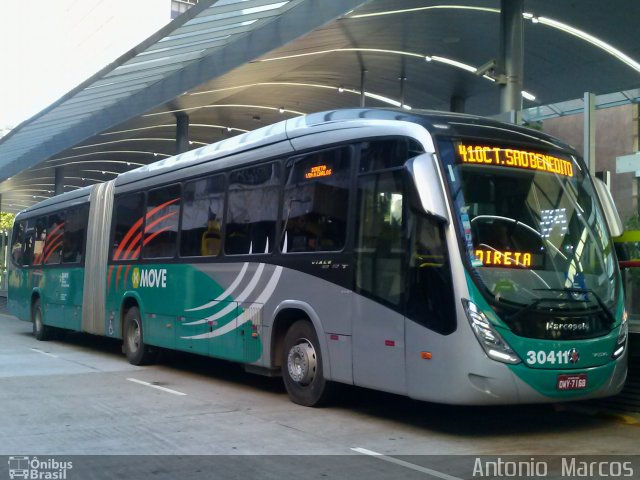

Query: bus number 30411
526;350;576;366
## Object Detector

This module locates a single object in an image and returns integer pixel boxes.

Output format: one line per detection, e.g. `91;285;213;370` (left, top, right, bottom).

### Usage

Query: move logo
131;267;167;289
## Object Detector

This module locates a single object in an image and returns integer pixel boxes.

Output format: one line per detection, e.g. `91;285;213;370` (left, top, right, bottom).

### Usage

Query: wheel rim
127;319;141;353
287;338;317;385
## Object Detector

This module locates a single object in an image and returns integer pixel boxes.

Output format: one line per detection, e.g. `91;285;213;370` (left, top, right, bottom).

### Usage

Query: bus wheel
123;306;155;365
282;320;332;407
32;299;52;341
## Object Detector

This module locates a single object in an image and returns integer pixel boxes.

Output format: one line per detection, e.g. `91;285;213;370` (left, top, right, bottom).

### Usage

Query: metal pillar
54;167;64;196
176;113;190;154
399;76;406;108
360;69;367;108
584;92;597;174
499;0;524;117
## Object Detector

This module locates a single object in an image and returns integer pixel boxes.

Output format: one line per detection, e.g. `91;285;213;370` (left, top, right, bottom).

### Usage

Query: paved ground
0;311;638;479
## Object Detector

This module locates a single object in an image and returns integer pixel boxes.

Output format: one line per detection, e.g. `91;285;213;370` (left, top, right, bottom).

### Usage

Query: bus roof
114;109;577;188
15;184;93;219
16;108;578;219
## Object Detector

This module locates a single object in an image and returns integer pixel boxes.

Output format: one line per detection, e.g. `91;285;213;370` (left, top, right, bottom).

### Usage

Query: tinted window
112;193;144;262
355;171;405;307
406;213;455;334
10;222;25;266
144;185;181;259
282;147;350;253
181;175;225;257
226;162;281;255
43;213;65;265
26;218;47;266
359;138;424;173
62;205;89;264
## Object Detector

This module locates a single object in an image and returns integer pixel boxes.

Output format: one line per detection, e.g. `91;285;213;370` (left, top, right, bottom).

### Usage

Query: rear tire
282;320;333;407
32;299;53;341
123;306;155;365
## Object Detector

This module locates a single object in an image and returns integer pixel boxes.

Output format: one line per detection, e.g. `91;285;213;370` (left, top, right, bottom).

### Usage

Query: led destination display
457;144;574;177
474;249;533;268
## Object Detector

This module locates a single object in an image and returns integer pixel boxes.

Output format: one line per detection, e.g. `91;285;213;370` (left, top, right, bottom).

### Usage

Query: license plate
557;374;587;391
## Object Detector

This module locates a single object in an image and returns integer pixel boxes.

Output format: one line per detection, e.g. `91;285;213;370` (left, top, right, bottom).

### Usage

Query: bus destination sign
457;144;574;177
305;164;333;179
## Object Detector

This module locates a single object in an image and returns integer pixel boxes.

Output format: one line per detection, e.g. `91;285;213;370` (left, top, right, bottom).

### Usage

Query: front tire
32;299;53;341
123;306;155;365
282;320;333;406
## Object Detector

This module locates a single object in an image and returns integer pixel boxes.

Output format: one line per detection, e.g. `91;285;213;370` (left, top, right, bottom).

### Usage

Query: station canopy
1;0;639;213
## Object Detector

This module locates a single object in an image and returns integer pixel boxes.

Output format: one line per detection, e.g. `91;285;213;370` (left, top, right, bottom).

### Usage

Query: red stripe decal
113;218;143;261
122;232;142;261
124;265;132;289
384;340;395;347
43;240;63;264
115;265;123;290
143;226;173;247
107;265;114;291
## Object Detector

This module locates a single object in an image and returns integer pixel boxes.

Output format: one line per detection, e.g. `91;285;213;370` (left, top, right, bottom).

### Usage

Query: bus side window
62;205;89;264
226;162;281;255
43;212;65;265
23;218;46;267
143;184;181;259
112;193;145;262
282;147;350;253
406;214;456;334
355;170;405;307
10;222;25;265
180;174;225;258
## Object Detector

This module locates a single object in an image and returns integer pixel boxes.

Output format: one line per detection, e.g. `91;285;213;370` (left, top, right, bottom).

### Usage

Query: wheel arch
120;291;143;337
270;300;331;379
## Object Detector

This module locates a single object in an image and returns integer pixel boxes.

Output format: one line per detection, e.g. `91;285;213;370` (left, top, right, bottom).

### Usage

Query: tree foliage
0;212;15;232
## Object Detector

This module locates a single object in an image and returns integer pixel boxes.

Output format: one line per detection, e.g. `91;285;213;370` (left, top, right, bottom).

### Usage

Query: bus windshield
439;139;618;311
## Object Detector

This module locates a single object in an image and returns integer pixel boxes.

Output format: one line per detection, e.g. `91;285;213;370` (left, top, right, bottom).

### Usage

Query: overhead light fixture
425;55;433;62
533;16;640;73
73;138;176;150
338;86;345;93
344;7;640;75
278;107;285;114
522;91;537;101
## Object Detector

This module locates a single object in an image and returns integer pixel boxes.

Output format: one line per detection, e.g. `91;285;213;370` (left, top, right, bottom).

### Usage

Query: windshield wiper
508;296;584;323
536;288;616;325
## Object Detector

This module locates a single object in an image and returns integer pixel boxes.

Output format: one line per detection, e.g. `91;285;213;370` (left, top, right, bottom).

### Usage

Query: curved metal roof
1;0;639;213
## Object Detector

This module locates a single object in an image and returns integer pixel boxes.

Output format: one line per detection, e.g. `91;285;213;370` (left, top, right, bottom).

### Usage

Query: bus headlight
462;299;520;364
612;309;628;360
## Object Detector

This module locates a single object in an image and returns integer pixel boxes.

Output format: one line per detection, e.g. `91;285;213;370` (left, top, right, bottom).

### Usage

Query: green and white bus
8;109;629;406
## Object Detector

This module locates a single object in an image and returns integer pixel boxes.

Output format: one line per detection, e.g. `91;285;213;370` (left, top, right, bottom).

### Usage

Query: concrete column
583;92;596;173
176;113;190;154
54;167;64;196
499;0;524;116
450;96;465;113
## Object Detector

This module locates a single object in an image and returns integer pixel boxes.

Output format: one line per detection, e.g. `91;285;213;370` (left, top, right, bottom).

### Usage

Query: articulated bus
8;109;629;406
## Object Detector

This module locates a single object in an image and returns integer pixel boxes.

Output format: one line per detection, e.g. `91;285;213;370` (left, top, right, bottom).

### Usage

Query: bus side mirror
593;177;623;237
407;154;450;224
